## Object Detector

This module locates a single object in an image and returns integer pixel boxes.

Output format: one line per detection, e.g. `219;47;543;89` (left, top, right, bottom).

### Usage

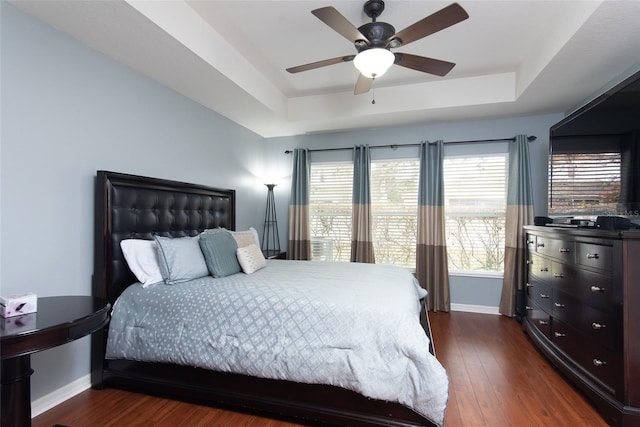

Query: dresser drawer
550;261;577;289
552;319;622;397
553;264;615;309
526;277;552;312
576;242;613;272
528;253;552;282
575;269;617;308
552;290;621;351
526;297;551;339
535;236;575;263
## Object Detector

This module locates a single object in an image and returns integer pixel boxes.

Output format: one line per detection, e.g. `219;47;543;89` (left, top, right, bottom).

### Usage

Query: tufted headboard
93;171;236;304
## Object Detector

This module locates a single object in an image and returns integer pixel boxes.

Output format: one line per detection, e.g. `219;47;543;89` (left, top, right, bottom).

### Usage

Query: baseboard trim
450;303;500;315
31;374;91;418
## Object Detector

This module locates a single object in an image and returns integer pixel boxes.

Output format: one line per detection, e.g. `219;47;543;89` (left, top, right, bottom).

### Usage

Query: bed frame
91;170;439;427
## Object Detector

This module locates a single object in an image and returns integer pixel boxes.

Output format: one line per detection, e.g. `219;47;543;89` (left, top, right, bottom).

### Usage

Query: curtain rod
284;135;536;154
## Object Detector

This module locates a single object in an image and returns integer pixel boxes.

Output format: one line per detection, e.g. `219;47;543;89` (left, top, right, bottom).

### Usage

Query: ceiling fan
286;1;469;95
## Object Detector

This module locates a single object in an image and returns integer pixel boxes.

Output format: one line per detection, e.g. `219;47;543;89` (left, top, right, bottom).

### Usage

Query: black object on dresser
523;225;640;426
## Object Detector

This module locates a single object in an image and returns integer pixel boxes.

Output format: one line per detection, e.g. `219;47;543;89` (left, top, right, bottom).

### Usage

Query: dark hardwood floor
33;311;607;427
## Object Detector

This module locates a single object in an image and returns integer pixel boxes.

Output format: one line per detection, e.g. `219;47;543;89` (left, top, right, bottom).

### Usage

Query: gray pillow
199;231;241;278
154;236;209;284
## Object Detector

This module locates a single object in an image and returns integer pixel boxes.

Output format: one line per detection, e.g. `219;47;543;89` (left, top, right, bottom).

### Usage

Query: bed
91;170;447;427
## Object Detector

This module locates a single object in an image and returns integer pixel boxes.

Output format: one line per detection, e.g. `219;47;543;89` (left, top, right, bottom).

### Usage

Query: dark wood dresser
523;225;640;426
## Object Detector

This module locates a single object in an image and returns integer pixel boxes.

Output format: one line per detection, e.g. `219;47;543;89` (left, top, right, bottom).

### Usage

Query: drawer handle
526;306;533;311
559;248;571;253
587;253;599;260
554;302;565;308
526;283;533;288
539;320;549;325
554;273;564;279
592;322;606;330
593;359;607;367
554;332;566;338
540;267;549;272
540;293;550;299
527;239;535;245
526;259;532;265
537;243;545;248
591;286;606;293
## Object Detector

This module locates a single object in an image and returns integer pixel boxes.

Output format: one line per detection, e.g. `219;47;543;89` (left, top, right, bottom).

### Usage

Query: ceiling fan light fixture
353;48;394;78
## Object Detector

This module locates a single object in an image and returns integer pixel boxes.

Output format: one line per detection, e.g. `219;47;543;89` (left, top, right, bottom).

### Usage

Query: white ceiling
12;0;640;138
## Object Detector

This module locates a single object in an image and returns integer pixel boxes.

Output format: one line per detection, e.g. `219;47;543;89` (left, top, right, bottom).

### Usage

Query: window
309;162;353;262
308;152;508;274
309;159;419;267
549;152;621;215
370;160;419;268
443;154;508;274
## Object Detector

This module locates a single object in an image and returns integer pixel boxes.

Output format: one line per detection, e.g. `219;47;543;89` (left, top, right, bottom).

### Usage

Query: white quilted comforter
106;260;449;425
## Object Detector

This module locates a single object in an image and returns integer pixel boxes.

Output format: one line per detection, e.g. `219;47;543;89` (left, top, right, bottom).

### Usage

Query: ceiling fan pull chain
372;77;376;104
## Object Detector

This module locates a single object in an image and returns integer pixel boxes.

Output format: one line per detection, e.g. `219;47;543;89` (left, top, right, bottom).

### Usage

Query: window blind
549;152;621;215
370;160;419;268
308;153;509;274
443;154;508;273
309;162;353;262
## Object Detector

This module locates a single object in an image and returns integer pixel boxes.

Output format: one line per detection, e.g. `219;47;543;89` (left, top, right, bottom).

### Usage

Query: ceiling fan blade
286;55;355;74
312;6;369;44
394;53;455;76
389;3;469;47
354;73;373;95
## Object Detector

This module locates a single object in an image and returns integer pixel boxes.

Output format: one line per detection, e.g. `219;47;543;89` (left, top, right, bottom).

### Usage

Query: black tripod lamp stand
261;184;281;258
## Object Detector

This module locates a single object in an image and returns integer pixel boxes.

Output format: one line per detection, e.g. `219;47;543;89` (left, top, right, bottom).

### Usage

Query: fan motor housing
357;22;395;49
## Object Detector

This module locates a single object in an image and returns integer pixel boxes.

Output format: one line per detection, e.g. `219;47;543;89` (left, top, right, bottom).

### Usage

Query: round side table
0;296;110;427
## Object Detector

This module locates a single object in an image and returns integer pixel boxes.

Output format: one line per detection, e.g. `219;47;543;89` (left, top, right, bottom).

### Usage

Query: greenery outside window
443;154;508;274
308;153;508;274
309;162;353;262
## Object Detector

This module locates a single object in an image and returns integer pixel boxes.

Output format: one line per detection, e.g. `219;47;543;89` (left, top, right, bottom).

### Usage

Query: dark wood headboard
93;171;236;305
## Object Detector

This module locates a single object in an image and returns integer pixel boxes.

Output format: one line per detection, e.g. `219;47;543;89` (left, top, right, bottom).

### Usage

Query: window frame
306;143;510;277
309;160;354;262
442;152;509;275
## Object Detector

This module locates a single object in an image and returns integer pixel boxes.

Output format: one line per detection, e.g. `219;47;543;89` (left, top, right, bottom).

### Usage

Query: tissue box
0;293;37;317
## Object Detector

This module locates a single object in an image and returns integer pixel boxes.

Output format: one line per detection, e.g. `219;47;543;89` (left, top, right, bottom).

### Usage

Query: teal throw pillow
199;231;241;278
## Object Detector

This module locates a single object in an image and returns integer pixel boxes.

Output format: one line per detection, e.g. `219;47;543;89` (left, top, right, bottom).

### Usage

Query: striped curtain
351;145;375;263
499;135;534;318
416;140;450;312
287;148;311;260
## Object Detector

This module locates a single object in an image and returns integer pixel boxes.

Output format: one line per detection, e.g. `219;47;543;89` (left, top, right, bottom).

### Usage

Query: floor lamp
261;184;281;258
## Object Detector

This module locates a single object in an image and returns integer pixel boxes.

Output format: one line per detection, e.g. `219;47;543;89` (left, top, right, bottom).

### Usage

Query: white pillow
236;244;267;274
120;239;164;288
229;227;260;248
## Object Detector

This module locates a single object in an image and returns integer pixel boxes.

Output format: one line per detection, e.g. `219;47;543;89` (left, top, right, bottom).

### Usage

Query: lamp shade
353;48;395;78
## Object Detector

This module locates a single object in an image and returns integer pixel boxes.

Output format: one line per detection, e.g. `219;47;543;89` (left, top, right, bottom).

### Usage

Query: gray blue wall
1;3;266;402
2;0;577;410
